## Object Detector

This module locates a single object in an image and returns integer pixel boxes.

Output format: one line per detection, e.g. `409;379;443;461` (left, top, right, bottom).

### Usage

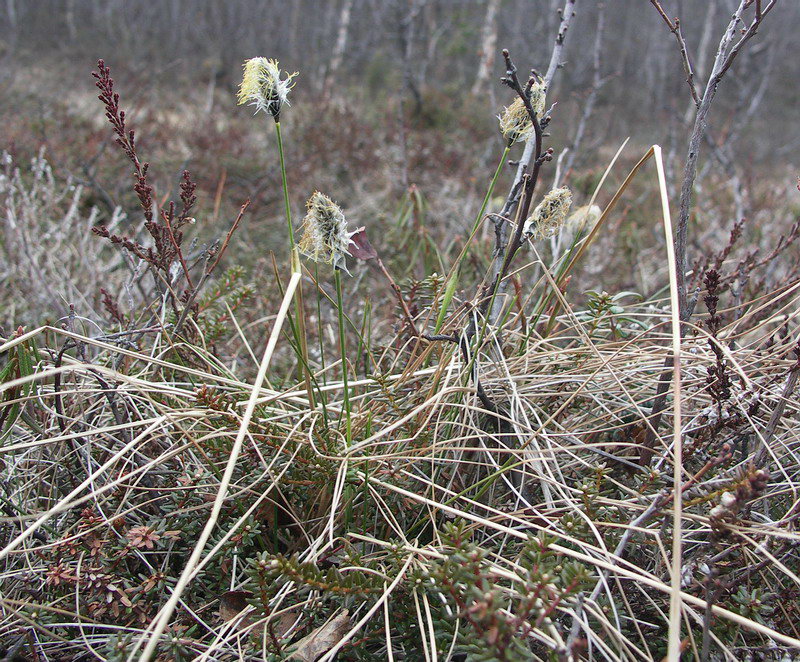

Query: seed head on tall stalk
237;57;298;247
238;57;313;404
299;192;356;442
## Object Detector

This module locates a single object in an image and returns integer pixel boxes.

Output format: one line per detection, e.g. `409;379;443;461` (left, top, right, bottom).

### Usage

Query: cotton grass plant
299;190;356;442
238;57;317;411
237;58;298;248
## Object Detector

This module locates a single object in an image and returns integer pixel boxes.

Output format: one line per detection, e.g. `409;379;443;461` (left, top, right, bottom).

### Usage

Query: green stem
334;269;351;444
275;121;294;248
335;268;354;530
471;145;510;236
435;146;510;333
275;120;314;403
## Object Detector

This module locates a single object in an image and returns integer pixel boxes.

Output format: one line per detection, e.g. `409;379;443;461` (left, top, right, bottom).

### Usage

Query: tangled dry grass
2;152;799;660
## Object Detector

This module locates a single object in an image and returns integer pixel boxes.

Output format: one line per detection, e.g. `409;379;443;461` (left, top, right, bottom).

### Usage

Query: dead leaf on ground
219;590;298;640
288;609;351;661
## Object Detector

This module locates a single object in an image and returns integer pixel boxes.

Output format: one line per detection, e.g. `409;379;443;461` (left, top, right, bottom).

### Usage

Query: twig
667;0;780;316
374;255;421;338
557;2;606;184
562;592;584;661
171;200;249;339
431;41;558;420
161;204;194;290
649;1;700;106
426;4;577;427
753;342;800;467
644;0;779;453
701;568;721;662
488;0;577;325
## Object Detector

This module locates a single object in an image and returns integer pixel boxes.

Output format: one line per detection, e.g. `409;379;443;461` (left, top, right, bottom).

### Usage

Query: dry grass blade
134;270;300;660
653;144;684;661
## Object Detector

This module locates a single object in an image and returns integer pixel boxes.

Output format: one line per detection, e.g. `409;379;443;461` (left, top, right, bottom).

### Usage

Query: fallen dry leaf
219;591;299;641
219;590;263;636
288;610;351;661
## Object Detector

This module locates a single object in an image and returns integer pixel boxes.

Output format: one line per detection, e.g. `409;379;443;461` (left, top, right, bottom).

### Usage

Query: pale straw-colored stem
653;144;684;661
134;270;301;661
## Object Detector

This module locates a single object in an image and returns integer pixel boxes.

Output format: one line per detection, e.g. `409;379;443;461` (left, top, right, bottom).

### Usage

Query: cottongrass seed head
299;192;356;272
523;187;572;240
498;82;547;145
237;58;297;120
563;203;601;238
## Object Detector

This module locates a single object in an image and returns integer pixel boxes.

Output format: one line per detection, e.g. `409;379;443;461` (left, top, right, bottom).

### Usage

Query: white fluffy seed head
237;58;297;120
523;187;573;240
563;204;601;238
299;191;355;273
497;83;547;145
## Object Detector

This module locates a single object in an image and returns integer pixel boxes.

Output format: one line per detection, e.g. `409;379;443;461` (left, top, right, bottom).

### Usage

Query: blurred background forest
3;0;800;154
